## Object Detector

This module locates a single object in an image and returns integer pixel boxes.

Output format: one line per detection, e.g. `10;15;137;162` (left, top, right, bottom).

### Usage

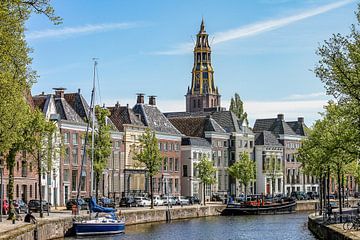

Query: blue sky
27;0;358;126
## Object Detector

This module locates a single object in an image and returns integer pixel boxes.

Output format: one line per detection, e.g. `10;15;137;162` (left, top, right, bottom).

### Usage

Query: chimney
53;87;66;98
277;113;284;121
298;117;304;123
136;93;145;104
115;101;120;108
78;88;81;94
148;95;156;106
41;91;45;96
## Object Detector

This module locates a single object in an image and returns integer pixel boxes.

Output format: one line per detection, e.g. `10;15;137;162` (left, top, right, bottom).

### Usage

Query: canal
70;212;315;240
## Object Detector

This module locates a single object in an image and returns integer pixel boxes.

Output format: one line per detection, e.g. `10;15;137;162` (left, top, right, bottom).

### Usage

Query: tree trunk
327;166;330;216
245;183;247;202
319;174;323;215
323;174;326;212
341;174;345;208
150;176;154;209
337;166;342;222
6;148;16;220
203;183;206;206
272;178;275;199
38;150;43;218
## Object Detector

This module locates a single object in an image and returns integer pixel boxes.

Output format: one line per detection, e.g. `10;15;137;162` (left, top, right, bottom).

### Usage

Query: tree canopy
229;93;249;126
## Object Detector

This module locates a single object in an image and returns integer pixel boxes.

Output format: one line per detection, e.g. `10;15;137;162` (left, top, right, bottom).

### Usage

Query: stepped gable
181;137;211;147
108;104;144;131
133;104;181;135
255;131;282;146
286;117;308;136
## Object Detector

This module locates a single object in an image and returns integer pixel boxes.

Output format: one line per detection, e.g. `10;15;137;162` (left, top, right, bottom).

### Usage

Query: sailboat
73;59;125;236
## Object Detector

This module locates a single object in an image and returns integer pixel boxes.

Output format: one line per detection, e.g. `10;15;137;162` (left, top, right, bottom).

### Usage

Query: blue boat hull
74;222;125;236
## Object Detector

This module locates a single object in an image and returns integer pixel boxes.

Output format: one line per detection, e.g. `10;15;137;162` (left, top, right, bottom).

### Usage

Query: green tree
227;152;255;201
26;109;56;218
195;155;216;205
89;106;112;201
229;93;249;126
0;0;60;220
133;128;163;209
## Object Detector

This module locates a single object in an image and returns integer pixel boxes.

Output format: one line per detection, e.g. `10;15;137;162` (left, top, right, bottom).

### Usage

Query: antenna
210;37;215;46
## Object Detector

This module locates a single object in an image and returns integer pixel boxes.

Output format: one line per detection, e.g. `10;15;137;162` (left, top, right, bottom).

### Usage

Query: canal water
71;212;316;240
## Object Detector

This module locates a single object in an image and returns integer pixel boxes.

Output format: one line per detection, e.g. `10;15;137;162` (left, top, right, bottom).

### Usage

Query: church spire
185;19;221;113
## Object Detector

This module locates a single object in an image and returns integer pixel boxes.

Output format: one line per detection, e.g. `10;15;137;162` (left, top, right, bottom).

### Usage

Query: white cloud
154;0;353;55
27;22;140;40
283;92;326;100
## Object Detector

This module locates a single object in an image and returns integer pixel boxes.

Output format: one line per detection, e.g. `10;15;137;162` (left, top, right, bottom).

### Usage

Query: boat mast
90;58;97;199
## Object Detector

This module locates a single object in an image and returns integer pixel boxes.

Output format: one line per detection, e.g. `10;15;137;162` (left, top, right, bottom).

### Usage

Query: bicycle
343;216;360;231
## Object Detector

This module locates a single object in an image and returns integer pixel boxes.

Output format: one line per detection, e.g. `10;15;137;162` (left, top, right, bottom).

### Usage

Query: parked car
274;194;286;202
174;196;190;205
28;200;51;212
152;195;164;206
354;192;360;198
99;197;115;208
120;196;137;207
162;196;176;206
66;198;88;210
306;192;319;200
211;193;222;201
13;199;28;213
290;191;309;200
1;199;9;214
186;196;200;205
134;197;151;207
326;194;336;200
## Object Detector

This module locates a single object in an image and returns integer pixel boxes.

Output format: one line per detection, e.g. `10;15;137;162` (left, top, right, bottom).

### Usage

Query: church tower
186;19;221;113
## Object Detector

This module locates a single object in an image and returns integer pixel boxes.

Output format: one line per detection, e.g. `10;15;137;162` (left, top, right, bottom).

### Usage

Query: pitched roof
168;116;226;138
108;105;144;131
253;117;296;136
210;111;254;135
255;131;282;146
32;94;47;112
54;97;85;123
64;92;90;122
181;137;211;148
133;104;181;135
287;121;308;136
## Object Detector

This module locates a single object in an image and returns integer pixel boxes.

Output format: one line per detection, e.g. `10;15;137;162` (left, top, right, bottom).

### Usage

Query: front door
266;183;270;195
22;185;27;202
64;186;69;204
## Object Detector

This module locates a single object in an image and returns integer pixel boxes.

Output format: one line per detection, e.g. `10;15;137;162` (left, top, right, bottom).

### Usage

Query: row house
211;111;255;196
168;115;230;200
132;94;182;197
253;114;318;195
180;137;211;201
108;102;146;197
254;131;284;195
0;96;39;204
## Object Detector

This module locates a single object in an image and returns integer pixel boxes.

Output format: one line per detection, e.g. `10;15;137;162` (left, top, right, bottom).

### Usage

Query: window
175;143;179;151
193;152;197;159
72;147;78;165
250;141;253;148
21;161;27;177
158;142;162;150
198;99;201;108
174;158;179;171
35;184;37;199
16;161;19;172
29;162;33;172
30;185;33;198
164;143;168;151
72;170;78;191
170;144;174;151
64;147;70;164
169;178;173;194
64;133;70;144
183;165;188;177
169;158;173;172
81;175;86;191
115;141;120;149
224;141;227;147
72;133;78;145
163;157;168;171
64;169;70;182
16;184;19;198
175;179;179;193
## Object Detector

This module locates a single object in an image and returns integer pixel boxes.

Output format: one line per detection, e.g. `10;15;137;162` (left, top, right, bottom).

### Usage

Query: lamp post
0;162;4;222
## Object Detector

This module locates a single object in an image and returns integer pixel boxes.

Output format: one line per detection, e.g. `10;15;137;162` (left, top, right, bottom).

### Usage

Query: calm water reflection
70;212;315;240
